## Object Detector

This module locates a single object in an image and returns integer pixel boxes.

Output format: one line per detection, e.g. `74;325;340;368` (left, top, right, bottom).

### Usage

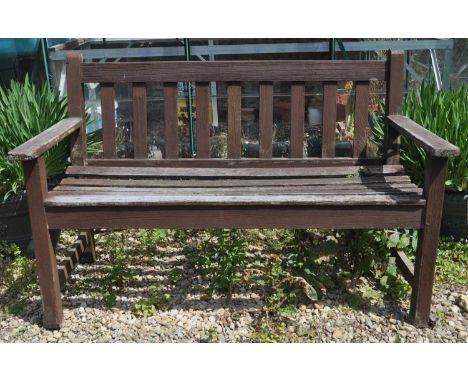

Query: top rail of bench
79;60;388;83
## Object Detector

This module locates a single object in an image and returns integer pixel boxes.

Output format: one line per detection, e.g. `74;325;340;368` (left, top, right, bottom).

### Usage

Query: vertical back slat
322;82;337;158
195;82;210;159
384;50;405;164
101;83;116;159
353;81;370;158
66;52;86;165
259;82;274;158
290;82;305;158
227;82;242;158
132;83;147;159
164;82;179;159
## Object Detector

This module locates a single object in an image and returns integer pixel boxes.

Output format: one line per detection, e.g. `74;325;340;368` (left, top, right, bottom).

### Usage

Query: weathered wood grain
227;82;242;158
53;184;420;195
393;248;415;286
46;205;424;230
387;115;459;157
410;156;449;327
23;158;62;329
86;157;384;168
195;82;210;159
322;82;337;158
164;82;179;159
259;82;273;158
290;82;305;158
66;52;86;165
384;50;405;164
65;165;405;178
353;81;370;158
132;83;148;159
60;175;412;188
45;192;424;207
81;60;387;83
8;118;82;160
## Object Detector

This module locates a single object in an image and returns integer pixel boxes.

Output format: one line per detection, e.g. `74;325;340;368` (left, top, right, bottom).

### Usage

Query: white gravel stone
1;229;466;343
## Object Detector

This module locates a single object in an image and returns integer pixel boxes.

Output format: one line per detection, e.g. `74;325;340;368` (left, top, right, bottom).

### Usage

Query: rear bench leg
410;156;448;327
80;230;97;264
23;158;63;329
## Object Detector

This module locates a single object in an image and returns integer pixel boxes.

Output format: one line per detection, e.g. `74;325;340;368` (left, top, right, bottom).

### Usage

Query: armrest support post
384;50;405;165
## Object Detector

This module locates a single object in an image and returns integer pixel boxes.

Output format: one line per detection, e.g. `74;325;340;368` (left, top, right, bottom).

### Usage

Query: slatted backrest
67;51;403;165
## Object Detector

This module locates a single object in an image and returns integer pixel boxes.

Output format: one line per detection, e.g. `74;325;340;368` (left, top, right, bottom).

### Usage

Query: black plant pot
441;191;468;240
0;190;61;258
307;138;353;157
242;142;289;158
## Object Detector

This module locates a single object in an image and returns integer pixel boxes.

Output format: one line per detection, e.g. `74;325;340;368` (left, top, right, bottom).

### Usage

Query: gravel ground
0;230;467;343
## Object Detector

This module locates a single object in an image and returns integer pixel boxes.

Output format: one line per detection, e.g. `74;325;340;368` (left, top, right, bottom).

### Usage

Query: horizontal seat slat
45;192;424;207
65;165;404;179
59;175;412;188
53;184;420;195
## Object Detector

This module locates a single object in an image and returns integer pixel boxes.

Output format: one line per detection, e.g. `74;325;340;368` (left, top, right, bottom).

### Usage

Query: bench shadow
10;246;410;331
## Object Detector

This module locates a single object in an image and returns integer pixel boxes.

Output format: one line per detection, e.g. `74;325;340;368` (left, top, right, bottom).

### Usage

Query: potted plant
371;83;467;238
0;76;73;255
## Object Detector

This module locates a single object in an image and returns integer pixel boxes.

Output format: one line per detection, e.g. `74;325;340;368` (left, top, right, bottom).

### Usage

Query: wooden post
23;157;63;329
384;50;404;165
410;155;448;326
80;230;97;263
66;52;86;165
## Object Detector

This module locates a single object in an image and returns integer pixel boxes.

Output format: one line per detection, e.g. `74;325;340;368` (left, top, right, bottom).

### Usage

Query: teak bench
9;50;459;329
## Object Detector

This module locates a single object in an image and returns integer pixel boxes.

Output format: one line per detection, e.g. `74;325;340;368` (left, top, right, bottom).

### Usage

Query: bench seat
46;165;424;207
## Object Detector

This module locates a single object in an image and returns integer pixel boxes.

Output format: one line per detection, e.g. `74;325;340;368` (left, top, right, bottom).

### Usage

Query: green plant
0;76;100;197
245;231;322;318
96;233;135;307
102;289;117;307
0;247;37;314
435;238;468;285
132;285;171;317
196;229;248;297
0;76;68;196
138;229;168;246
335;230;412;301
371;83;467;191
250;318;289;343
109;250;134;288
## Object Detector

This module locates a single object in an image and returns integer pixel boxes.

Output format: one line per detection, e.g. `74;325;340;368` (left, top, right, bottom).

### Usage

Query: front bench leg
410;156;448;327
23;157;63;329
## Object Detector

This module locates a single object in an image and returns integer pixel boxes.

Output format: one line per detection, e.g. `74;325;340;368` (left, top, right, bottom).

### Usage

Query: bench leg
80;230;97;264
23;158;63;329
410;156;448;327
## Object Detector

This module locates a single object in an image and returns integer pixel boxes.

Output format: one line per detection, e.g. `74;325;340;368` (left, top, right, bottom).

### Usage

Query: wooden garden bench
9;51;459;329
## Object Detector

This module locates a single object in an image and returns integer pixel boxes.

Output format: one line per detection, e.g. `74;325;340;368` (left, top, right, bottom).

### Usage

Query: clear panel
178;82;193;158
84;82;103;158
241;82;259;158
304;82;323;157
211;82;228;158
146;82;165;159
114;83;133;158
271;82;290;158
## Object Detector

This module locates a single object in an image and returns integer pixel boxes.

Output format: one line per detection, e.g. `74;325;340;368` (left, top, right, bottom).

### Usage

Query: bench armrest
8;117;83;161
386;115;460;158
